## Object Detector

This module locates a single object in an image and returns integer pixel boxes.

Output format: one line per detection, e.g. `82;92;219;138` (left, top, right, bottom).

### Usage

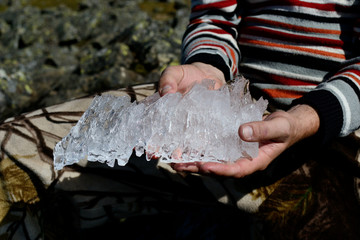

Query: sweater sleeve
293;59;360;143
181;0;242;80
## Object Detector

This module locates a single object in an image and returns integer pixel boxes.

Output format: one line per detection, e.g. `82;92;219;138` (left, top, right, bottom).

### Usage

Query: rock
57;21;80;45
114;42;134;69
79;47;117;75
0;69;34;117
0;18;11;37
0;0;190;121
46;46;78;72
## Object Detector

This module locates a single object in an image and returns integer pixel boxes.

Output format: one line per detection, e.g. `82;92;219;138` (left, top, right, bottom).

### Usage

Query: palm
172;138;288;178
203;140;288;177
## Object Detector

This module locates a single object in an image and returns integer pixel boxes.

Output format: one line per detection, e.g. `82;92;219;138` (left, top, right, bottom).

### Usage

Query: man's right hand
158;62;226;96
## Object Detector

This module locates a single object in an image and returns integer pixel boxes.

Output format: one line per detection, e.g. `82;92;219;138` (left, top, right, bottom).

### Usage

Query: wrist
287;104;320;142
291;90;343;144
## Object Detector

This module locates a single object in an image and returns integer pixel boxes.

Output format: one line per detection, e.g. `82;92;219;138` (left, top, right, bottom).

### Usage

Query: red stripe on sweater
271;74;317;86
263;88;304;99
190;18;238;28
334;69;360;85
245;16;342;35
186;27;233;42
192;0;237;12
242;26;344;47
240;38;345;60
250;0;353;12
187;39;238;69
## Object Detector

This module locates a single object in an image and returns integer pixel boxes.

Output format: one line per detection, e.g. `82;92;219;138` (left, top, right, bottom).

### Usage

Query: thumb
159;66;184;96
239;116;291;143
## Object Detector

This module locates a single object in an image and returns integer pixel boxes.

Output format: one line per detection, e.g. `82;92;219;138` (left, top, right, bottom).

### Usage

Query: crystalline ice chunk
53;76;268;170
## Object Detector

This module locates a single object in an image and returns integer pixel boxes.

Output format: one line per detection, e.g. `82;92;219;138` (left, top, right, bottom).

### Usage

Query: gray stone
0;0;190;121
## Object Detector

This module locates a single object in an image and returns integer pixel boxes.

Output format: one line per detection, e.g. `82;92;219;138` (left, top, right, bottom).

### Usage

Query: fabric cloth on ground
1;83;360;239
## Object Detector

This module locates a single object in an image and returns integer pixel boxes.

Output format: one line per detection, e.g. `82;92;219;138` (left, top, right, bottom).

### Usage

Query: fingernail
160;85;172;95
242;126;253;140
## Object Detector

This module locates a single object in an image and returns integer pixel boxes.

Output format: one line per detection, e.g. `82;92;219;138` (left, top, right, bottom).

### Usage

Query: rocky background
0;0;190;122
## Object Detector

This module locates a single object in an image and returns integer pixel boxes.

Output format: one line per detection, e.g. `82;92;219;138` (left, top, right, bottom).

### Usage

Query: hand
172;104;320;178
159;62;226;96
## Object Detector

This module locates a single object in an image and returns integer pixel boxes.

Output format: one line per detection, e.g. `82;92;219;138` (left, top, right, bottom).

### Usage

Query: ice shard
53;77;268;170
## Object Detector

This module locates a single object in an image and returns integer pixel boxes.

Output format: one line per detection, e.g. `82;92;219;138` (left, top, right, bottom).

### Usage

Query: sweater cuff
292;90;343;144
183;53;232;81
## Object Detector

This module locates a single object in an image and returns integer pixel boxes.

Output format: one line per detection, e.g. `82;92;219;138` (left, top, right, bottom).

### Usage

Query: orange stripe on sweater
245;17;341;35
263;88;304;99
333;68;360;85
271;74;317;86
241;38;345;60
342;73;360;85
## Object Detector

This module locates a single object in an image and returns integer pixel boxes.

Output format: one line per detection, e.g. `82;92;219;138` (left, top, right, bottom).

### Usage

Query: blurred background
0;0;190;122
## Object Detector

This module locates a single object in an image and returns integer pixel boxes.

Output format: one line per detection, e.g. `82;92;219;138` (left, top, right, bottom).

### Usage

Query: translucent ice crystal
53;77;268;170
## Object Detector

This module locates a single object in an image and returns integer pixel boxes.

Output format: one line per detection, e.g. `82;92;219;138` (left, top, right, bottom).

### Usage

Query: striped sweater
181;0;360;143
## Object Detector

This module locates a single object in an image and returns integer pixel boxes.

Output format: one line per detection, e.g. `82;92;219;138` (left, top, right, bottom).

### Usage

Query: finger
173;161;251;178
172;162;200;172
198;162;243;177
198;148;276;178
172;143;280;177
198;159;259;178
158;66;184;96
239;116;291;143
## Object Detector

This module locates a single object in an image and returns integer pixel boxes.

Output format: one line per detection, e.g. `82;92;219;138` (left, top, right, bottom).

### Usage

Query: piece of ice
53;76;268;170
